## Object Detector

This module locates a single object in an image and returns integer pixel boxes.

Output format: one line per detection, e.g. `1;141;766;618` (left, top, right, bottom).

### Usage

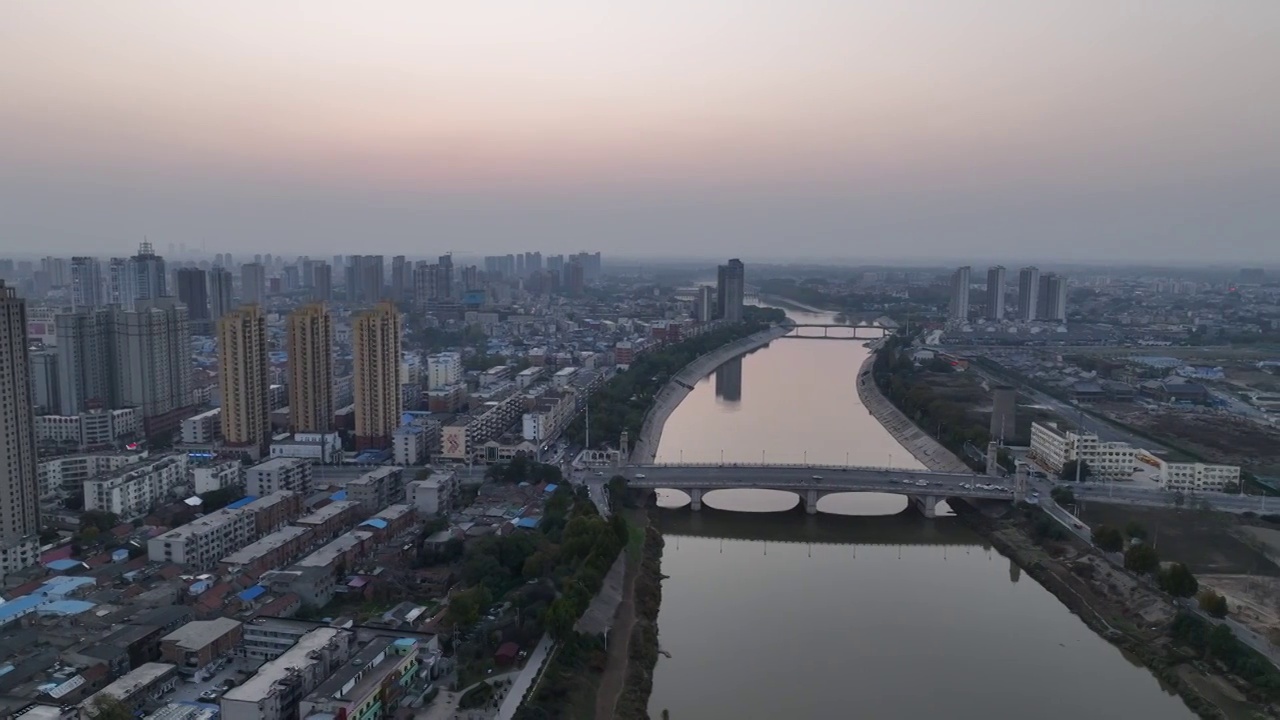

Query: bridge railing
637;462;964;473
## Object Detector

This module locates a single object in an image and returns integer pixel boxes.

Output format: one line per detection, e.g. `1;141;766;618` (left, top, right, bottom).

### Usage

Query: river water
646;306;1194;720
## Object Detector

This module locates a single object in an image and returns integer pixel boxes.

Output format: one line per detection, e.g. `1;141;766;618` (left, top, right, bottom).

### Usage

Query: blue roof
238;585;267;602
354;449;391;463
394;637;416;647
360;518;389;529
516;517;541;529
37;600;94;617
543;484;558;493
330;490;348;501
45;559;82;571
226;496;257;510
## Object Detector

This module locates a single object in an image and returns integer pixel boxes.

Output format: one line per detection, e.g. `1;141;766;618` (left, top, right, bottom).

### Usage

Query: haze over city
3;1;1279;263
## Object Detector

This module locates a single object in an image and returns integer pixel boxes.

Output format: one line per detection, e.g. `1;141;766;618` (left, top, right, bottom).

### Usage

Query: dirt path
594;531;643;717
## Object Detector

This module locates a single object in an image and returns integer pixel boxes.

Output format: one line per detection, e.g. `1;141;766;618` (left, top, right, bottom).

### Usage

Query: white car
811;475;823;480
635;473;646;479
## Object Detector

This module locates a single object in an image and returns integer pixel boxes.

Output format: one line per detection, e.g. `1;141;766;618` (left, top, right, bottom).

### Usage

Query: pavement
495;634;553;720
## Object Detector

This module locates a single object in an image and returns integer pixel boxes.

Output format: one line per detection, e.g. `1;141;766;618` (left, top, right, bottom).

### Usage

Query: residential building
269;431;343;464
1017;266;1040;321
219;305;270;457
220;628;354;720
1037;273;1068;322
208;266;234;323
694;285;715;322
393;425;427;466
175;267;210;332
84;453;189;519
353;302;402;450
949;266;971;320
218;525;313;577
55;308;114;415
347;466;406;515
390;255;408;303
181;407;222;444
716;258;745;322
35;408;141;448
522;388;576;443
294;501;362;542
1028;422;1137;479
81;663;178;719
1;281;41;577
191;460;243;494
299;636;419;720
286;304;334;433
70;256;104;309
147;491;302;568
313;261;332;303
406;473;456;516
426;351;462;390
30;349;60;412
246;457;313;497
127;242;167;308
240;262;266;305
985;265;1006;320
112;298;193;439
37;451;143;500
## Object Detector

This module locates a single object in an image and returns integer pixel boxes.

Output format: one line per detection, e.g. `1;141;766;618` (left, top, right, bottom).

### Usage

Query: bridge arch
651;485;945;517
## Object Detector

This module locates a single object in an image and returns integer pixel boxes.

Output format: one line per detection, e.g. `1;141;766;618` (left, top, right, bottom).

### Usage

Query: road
628;465;1015;500
496;634;553;720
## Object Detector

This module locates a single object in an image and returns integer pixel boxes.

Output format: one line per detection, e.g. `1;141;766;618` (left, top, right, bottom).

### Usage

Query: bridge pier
689;488;704;512
804;489;819;514
986;441;1000;477
911;495;939;519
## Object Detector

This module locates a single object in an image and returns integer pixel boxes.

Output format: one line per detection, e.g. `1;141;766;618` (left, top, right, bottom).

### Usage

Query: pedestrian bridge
626;463;1021;518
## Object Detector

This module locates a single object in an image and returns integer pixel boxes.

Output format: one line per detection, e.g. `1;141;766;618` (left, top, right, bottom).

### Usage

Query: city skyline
3;3;1279;263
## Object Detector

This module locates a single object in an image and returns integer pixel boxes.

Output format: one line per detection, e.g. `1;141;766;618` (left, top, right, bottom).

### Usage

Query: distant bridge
627;463;1022;518
782;324;887;340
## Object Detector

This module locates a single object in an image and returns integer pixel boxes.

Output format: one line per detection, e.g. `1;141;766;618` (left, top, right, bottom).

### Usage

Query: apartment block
181;408;222;444
84;453;189;519
346;466;406;515
159;618;243;673
299;636;419;720
295;500;362;542
1029;422;1137;479
246;457;313;497
147;490;302;568
1159;461;1242;493
218;525;315;577
191;460;244;494
37;451;143;500
220;627;354;720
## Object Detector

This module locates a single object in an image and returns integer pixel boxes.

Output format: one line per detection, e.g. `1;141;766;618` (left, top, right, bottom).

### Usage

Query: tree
1124;544;1160;575
1208;623;1236;658
545;598;577;640
446;586;492;627
1049;486;1075;505
1093;525;1124;553
1158;563;1199;598
1124;521;1148;540
89;697;132;720
1197;589;1229;618
1060;459;1092;482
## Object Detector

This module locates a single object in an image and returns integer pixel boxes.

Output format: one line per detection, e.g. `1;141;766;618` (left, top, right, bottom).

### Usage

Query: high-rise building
113;298;193;439
564;261;585;297
176;267;210;332
241;263;266;305
716;258;745;322
0;281;40;577
1037;273;1068;322
1017;266;1040;321
209;267;234;323
985;266;1006;321
218;305;270;456
412;262;437;309
69;256;104;309
106;258;129;306
949;266;971;321
286;304;334;433
437;254;454;300
313;262;332;303
129;241;167;306
427;352;462;390
352;302;402;450
55;308;115;415
461;265;479;293
390;255;408;303
695;285;715;322
30;350;60;412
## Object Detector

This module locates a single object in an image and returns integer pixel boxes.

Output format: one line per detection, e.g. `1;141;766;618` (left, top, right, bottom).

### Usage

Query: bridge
625;463;1023;518
782;324;886;340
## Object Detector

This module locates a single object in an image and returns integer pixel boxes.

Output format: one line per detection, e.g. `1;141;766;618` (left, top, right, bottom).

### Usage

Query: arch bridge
626;463;1025;518
782;324;886;340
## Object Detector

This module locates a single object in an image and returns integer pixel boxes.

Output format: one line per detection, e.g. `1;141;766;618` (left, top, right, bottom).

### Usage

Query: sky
2;2;1279;264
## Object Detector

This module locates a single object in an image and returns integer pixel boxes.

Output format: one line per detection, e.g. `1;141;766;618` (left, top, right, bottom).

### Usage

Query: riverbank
952;502;1270;719
630;324;790;464
613;514;665;720
854;352;971;472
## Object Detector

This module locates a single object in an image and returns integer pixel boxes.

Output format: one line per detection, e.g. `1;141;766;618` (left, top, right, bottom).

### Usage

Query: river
646;305;1194;719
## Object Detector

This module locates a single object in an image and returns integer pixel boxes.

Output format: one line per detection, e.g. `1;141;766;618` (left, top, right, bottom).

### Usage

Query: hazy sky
3;2;1278;263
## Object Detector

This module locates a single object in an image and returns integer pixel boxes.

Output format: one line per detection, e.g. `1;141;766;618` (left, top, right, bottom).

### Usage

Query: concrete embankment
855;352;971;473
630;325;790;464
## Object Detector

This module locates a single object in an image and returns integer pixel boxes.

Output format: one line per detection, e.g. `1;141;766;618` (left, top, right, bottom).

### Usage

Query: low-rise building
295;500;362;542
191;459;244;494
148;491;303;568
220;627;354;720
299;636;420;720
180;408;222;444
294;530;374;576
393;425;427;466
1158;461;1242;493
84;453;189;519
218;525;314;576
268;431;343;464
36;408;141;449
346;466;406;515
80;663;178;719
245;457;313;496
159;618;243;674
37;451;144;500
406;473;457;516
1029;421;1137;479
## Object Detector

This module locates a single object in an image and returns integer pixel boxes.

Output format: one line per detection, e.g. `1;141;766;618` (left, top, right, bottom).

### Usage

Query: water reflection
713;356;743;403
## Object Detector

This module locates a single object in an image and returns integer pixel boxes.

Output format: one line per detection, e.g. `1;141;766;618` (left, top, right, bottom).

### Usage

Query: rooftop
88;662;176;703
297;501;360;525
249;457;308;474
223;628;346;703
161;618;242;651
220;526;312;566
307;636;412;705
295;532;373;568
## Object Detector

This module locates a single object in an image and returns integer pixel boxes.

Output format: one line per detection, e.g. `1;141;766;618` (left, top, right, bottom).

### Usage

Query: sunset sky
2;2;1278;262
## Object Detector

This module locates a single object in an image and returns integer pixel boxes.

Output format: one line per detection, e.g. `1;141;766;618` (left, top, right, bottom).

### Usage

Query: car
199;691;221;703
594;471;604;477
811;474;823;480
635;473;646;479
